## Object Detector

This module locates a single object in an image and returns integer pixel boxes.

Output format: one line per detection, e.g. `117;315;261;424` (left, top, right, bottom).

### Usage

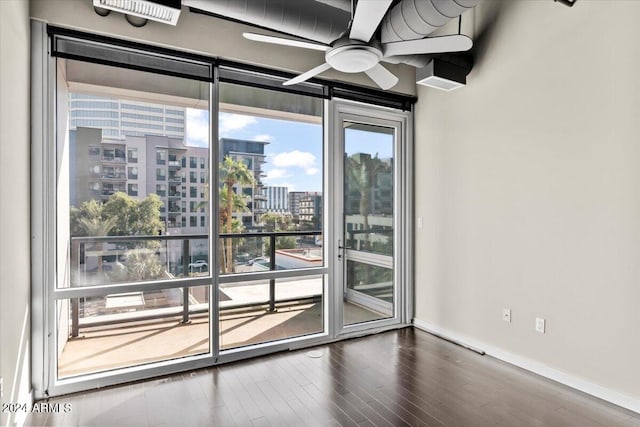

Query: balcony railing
69;230;322;336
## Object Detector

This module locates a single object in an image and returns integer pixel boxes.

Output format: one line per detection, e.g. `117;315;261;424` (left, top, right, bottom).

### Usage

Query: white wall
30;0;416;96
414;0;640;410
0;1;32;426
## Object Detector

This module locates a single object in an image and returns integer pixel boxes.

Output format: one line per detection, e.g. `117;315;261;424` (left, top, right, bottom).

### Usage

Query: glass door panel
54;58;212;380
342;122;395;326
217;82;326;350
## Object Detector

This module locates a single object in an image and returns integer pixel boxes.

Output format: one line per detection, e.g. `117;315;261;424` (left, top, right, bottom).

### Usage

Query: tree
219;156;255;272
218;185;250;272
75;216;117;276
345;153;387;250
260;212;293;232
70;192;165;282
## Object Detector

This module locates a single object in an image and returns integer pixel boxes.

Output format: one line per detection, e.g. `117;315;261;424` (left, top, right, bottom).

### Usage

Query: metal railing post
267;234;277;313
71;298;79;338
181;239;191;324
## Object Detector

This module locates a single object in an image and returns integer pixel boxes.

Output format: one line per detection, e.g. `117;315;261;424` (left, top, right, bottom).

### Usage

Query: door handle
338;240;344;260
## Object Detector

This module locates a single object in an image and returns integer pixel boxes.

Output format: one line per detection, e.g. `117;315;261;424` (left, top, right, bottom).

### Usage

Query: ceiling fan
242;0;472;90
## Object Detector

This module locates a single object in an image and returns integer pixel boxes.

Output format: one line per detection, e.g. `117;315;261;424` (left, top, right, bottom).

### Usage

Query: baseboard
412;318;640;415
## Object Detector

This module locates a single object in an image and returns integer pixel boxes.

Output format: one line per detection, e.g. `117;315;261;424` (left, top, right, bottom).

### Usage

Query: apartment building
220;137;268;230
71;126;208;237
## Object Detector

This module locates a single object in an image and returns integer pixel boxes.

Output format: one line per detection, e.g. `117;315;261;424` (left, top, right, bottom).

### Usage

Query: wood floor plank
27;328;640;427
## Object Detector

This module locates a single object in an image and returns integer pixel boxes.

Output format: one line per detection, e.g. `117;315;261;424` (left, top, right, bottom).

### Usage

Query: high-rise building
69;93;185;139
220;138;268;230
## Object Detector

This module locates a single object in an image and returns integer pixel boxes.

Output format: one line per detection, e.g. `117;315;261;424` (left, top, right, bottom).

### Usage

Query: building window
200;171;206;184
127;148;138;163
200;157;205;169
156;150;166;165
190;171;197;183
128;183;138;196
190;201;197;213
156;184;166;197
181;156;186;168
190;216;197;227
181;201;186;212
88;146;100;158
200;216;206;227
181;216;186;227
189;156;197;168
190;186;197;198
128;167;138;179
156;168;166;181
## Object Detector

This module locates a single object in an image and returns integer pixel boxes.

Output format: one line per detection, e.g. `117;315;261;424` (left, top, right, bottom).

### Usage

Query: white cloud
265;169;290;180
253;134;274;142
279;182;296;191
219;112;257;136
272;150;316;169
306;167;319;176
185;108;210;147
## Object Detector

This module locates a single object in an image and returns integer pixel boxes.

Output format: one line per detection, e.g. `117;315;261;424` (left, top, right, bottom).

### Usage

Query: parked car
188;260;208;272
247;256;269;266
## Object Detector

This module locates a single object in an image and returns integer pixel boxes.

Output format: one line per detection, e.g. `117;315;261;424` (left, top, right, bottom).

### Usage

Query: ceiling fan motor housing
326;45;383;73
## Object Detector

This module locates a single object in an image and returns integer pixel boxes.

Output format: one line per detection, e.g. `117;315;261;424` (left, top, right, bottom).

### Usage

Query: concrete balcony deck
57;279;384;379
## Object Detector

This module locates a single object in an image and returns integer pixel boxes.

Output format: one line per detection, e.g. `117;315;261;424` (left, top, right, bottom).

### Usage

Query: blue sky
186;109;394;192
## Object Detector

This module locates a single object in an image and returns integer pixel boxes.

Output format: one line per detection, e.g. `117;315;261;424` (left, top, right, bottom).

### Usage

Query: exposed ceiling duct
93;0;182;26
379;0;480;68
184;0;351;45
184;0;479;72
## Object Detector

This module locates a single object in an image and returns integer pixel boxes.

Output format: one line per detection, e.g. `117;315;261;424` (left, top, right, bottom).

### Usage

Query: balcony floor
58;300;382;378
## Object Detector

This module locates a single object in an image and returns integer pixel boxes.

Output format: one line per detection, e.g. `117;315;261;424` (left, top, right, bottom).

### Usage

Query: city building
264;186;289;213
70;126;208;237
69;93;185;139
220;137;268;230
298;193;322;230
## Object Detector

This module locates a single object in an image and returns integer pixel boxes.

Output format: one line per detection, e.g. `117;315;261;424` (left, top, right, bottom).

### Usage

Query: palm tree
218;185;250;272
219;156;255;272
346;153;385;250
76;216;117;276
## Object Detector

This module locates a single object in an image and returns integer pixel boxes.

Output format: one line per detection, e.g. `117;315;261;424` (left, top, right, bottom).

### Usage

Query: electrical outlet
535;317;546;333
502;308;511;323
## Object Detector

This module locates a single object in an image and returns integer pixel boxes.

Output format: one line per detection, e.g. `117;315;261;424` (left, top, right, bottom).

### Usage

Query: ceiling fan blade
383;35;473;57
284;63;333;86
364;63;398;90
349;0;393;43
243;32;329;51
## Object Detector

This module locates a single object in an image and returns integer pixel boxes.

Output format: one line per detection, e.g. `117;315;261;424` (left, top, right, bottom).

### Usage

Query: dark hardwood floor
28;328;640;426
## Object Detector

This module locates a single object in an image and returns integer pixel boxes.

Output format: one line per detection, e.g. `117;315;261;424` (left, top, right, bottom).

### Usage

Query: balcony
59;231;391;379
100;173;127;180
168;160;181;170
101;156;126;163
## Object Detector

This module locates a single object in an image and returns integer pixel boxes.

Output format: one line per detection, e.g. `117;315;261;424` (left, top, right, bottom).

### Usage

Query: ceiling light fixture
416;58;467;91
92;0;182;25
